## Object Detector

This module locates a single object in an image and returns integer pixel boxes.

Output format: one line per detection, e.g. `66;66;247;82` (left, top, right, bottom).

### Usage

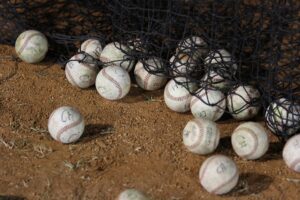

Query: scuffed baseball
283;134;300;173
201;70;230;92
79;39;102;59
190;87;226;121
199;155;239;195
48;106;85;144
117;189;150;200
227;85;261;120
100;42;135;71
65;53;99;89
176;36;207;57
164;77;197;113
96;65;131;100
231;122;269;160
134;57;167;90
183;118;220;155
265;98;300;136
15;30;48;63
169;53;197;75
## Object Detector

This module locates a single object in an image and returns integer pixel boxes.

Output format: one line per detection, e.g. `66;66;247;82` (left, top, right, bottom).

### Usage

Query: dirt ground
0;44;299;200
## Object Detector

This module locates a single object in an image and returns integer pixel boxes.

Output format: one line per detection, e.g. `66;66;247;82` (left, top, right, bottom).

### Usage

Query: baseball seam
211;167;238;194
74;54;96;71
100;56;118;67
56;115;83;142
17;32;43;55
199;155;219;180
65;66;78;86
82;39;93;52
101;68;123;99
234;127;258;159
186;120;204;150
165;82;191;102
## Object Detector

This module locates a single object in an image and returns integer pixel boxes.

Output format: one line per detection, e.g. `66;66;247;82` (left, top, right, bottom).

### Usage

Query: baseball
48;106;85;144
15;30;48;63
65;53;99;89
164;77;197;113
199;155;239;195
183;118;220;155
265;98;300;136
79;39;102;59
283;134;300;173
169;53;197;75
176;36;207;57
231;122;269;160
117;189;150;200
201;70;230;92
100;42;135;72
190;87;226;121
204;49;237;79
95;65;131;100
227;85;261;120
134;57;167;90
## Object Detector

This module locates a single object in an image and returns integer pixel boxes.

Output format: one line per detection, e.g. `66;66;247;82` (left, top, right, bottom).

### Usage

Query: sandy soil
0;44;299;200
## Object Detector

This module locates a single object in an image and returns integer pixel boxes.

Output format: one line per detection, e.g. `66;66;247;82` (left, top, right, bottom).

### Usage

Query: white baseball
231;122;269;160
79;39;102;59
283;134;300;173
176;36;207;57
201;70;230;92
199;155;239;195
117;189;150;200
183;118;220;155
265;98;300;136
48;106;85;144
95;65;131;100
227;85;261;120
15;30;48;63
169;53;197;75
134;57;167;90
65;53;99;89
190;87;226;121
164;77;197;113
204;49;237;78
100;42;135;71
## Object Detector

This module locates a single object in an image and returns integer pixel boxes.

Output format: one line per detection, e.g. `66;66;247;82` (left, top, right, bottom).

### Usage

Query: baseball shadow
0;195;26;200
257;141;284;161
228;173;273;197
121;86;164;104
79;124;114;143
215;136;235;156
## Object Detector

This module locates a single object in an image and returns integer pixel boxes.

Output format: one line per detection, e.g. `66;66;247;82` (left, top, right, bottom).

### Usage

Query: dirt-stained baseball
65;53;99;89
100;42;135;72
183;118;220;155
96;65;131;100
283;134;300;173
134;57;167;90
227;85;261;120
79;39;102;59
48;106;85;144
190;87;226;121
265;98;300;136
15;30;48;63
117;189;150;200
176;36;207;57
199;155;239;195
164;77;197;113
169;53;197;75
231;122;269;160
201;70;230;92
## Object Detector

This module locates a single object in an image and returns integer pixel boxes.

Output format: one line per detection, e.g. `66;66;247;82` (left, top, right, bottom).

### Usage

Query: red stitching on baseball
56;115;83;142
211;167;239;194
17;32;43;55
100;56;118;66
234;127;258;159
65;66;77;86
165;81;191;102
101;68;123;99
190;91;209;109
199;155;219;180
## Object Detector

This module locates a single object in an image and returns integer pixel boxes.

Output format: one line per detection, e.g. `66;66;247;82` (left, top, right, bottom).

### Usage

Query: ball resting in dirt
117;189;150;200
283;134;300;173
48;106;85;144
15;30;48;63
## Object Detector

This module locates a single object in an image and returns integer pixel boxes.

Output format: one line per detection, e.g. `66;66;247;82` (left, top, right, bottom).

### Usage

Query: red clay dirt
0;44;300;199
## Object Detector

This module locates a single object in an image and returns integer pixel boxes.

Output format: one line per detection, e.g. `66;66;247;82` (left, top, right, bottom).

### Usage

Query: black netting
0;0;299;138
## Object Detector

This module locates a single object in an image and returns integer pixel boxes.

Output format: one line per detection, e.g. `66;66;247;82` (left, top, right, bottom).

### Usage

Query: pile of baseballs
14;30;300;198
